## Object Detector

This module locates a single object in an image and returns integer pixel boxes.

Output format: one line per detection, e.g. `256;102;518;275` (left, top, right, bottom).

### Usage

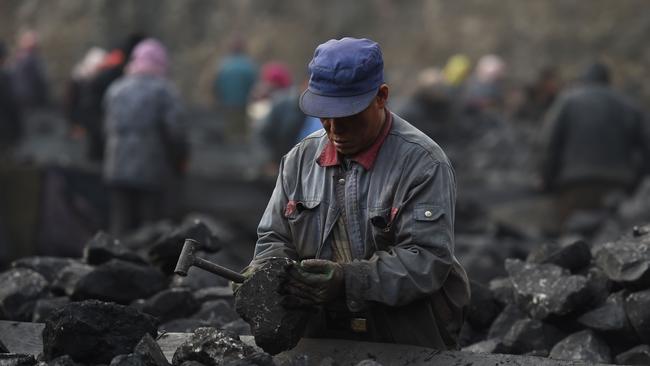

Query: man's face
321;85;389;156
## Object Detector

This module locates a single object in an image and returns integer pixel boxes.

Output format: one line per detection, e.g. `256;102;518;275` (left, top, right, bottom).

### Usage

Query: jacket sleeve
344;161;457;310
250;157;299;267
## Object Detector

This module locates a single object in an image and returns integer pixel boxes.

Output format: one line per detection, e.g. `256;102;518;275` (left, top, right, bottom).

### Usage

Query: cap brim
299;87;378;118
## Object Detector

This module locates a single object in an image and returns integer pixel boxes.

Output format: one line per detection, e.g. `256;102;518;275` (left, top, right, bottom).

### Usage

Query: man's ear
376;84;389;108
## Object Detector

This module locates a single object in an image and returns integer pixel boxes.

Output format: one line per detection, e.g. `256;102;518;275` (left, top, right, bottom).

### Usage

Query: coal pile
462;223;650;364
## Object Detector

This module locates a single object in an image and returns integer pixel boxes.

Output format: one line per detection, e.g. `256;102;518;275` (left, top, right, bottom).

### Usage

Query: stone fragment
138;288;199;323
171;327;273;366
149;220;221;274
488;277;514;306
0;268;48;321
615;344;650;365
109;354;147;366
462;338;507;354
502;318;564;355
159;318;211;333
0;354;36;366
193;300;239;328
72;259;168;304
594;231;650;289
193;287;233;304
528;239;592;272
134;334;170;366
624;288;650;343
466;280;503;329
235;258;310;355
32;297;69;323
0;339;6;353
11;257;76;283
45;355;83;366
487;304;527;340
582;266;612;307
83;231;147;266
50;262;94;296
221;319;251;336
505;259;591;319
578;291;634;335
42;300;158;364
548;329;611;363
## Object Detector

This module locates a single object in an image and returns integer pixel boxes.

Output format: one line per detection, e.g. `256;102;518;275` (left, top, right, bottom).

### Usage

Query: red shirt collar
317;109;393;170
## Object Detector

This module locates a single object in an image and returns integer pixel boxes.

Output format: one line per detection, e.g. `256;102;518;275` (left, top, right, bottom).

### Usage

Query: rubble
171;327;273;366
548;329;611;363
71;259;168;304
501;318;564;355
83;231;146;266
44;355;84;366
136;288;200;323
42;300;158;364
133;334;171;366
623;288;650;344
235;258;310;355
577;291;634;336
615;344;650;365
594;231;650;289
0;268;49;321
527;239;592;272
0;354;36;366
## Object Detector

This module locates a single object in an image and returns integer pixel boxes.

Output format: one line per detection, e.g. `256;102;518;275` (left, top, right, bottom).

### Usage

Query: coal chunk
71;259;168;304
50;262;94;296
466;280;503;329
0;339;6;353
110;354;147;366
624;288;650;343
45;355;84;366
83;231;147;266
149;220;221;274
221;319;251;336
578;291;634;335
502;318;564;355
548;329;611;363
138;288;200;323
487;304;527;340
193;300;239;328
0;268;48;321
11;257;77;283
505;259;590;319
42;300;158;364
594;232;650;289
32;297;70;323
527;239;592;272
615;344;650;365
488;277;514;306
133;334;170;366
159;318;211;333
171;327;273;366
462;338;507;354
0;354;36;366
235;258;309;355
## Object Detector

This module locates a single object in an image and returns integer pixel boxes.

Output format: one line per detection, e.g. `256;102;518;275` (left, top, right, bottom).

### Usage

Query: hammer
174;239;246;283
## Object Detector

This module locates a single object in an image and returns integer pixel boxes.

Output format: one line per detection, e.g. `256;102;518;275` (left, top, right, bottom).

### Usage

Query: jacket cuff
342;260;371;312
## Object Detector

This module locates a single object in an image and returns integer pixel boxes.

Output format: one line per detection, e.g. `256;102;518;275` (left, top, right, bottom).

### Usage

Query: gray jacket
252;111;470;349
539;84;648;190
103;75;186;190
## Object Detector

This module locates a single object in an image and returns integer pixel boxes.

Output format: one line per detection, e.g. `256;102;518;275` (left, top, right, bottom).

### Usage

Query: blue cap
299;38;384;118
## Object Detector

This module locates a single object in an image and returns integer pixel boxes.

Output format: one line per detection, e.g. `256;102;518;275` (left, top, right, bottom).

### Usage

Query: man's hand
230;266;257;295
281;259;344;308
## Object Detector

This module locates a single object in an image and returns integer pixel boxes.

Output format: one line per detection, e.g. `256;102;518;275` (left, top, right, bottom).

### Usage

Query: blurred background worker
538;62;649;228
103;38;188;236
0;40;22;153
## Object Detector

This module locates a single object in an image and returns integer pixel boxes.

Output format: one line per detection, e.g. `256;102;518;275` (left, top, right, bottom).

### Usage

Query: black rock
548;329;611;363
0;354;36;366
578;291;634;335
466;280;503;330
134;334;170;366
235;258;310;355
221;319;251;336
179;362;205;366
42;300;158;364
83;231;147;266
458;322;484;348
159;318;211;333
72;259;168;304
193;300;239;328
45;355;83;366
624;288;650;343
171;327;273;366
110;354;147;366
505;259;591;319
615;344;650;365
502;318;564;355
528;240;592;272
488;277;514;306
0;340;6;353
487;304;527;340
32;297;70;323
0;268;48;321
11;257;77;283
149;220;221;274
462;338;507;354
50;262;94;296
193;287;233;304
139;288;200;323
594;232;650;289
582;266;612;308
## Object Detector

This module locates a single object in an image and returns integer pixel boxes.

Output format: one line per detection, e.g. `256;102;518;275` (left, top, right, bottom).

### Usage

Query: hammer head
174;239;199;276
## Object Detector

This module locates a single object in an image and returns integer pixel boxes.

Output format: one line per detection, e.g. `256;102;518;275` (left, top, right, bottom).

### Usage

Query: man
247;38;469;350
539;62;649;226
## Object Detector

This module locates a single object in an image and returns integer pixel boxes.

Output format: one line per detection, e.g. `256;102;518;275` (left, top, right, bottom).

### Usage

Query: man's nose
328;118;347;134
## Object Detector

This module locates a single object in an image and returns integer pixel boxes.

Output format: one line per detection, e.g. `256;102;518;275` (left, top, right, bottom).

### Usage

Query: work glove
230;265;257;295
281;259;344;308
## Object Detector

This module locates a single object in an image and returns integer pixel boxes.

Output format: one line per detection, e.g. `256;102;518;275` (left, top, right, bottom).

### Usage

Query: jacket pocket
412;204;447;253
286;200;322;257
368;207;395;251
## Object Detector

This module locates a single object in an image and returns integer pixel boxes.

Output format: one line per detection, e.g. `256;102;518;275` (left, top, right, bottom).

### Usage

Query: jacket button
338;178;345;184
424;210;433;217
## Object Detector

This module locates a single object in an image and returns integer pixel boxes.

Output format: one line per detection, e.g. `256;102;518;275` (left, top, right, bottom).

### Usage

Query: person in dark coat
539;62;649;225
10;31;49;109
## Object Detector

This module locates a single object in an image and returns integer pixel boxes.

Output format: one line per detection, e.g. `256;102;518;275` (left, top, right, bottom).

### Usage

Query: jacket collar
317;108;392;170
